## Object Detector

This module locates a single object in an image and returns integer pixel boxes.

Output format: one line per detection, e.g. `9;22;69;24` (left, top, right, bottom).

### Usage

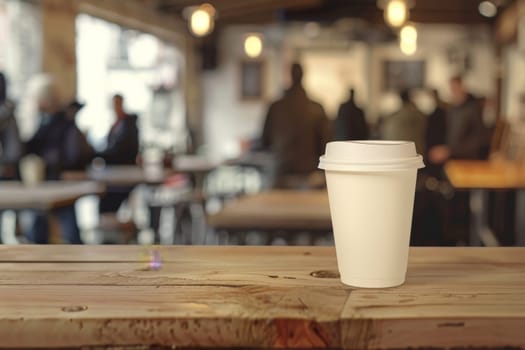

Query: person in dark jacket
25;81;82;244
26;111;70;180
428;76;487;245
261;63;329;189
0;72;22;180
424;89;448;179
0;72;22;244
63;100;94;170
96;94;139;165
334;88;369;141
428;76;486;164
97;94;140;213
412;89;449;246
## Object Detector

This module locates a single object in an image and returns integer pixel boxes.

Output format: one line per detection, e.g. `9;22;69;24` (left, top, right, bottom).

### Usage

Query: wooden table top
0;246;523;349
0;181;105;210
207;190;331;231
445;160;525;189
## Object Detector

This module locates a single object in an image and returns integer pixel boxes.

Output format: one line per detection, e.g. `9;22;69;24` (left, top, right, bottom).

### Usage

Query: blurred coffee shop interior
0;0;525;247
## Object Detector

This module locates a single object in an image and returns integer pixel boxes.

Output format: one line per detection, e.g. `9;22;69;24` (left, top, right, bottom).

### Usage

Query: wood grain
207;190;331;231
0;246;524;348
0;246;344;348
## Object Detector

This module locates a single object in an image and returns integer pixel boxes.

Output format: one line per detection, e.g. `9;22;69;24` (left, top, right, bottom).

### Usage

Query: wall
201;26;282;159
370;25;496;122
301;46;369;118
201;23;496;159
201;25;370;159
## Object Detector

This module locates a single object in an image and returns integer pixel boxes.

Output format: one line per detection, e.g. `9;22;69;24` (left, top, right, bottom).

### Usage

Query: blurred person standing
96;94;139;165
429;76;486;245
96;94;139;213
0;73;22;244
428;75;486;164
0;72;22;180
425;89;448;179
261;62;329;189
412;89;449;246
27;98;93;175
381;89;426;154
24;78;82;244
63;100;94;170
26;81;70;179
334;88;369;141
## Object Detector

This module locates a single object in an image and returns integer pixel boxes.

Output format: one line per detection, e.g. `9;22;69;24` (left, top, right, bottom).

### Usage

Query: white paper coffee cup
19;155;46;186
319;141;424;288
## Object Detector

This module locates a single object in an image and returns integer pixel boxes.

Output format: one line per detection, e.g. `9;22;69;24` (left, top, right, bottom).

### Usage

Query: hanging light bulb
400;23;417;42
400;39;417;55
400;23;417;55
384;0;408;27
244;34;263;58
478;1;497;18
189;3;216;37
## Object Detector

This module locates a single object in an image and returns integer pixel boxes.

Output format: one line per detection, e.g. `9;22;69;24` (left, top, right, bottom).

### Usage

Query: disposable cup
319;141;424;288
19;155;46;186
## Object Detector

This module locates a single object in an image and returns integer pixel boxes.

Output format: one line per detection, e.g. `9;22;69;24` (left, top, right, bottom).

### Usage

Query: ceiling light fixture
188;3;216;37
400;23;417;55
400;39;417;55
244;34;263;58
400;23;417;42
384;0;408;27
478;1;497;18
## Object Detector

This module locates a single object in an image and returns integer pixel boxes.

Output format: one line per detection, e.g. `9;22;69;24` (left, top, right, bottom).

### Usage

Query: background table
445;160;525;246
445;160;525;189
0;181;105;210
207;190;331;231
63;165;176;186
0;246;524;349
63;157;222;187
64;164;213;244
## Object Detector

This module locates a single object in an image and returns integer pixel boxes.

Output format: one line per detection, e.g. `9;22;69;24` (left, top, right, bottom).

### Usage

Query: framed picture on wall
240;60;264;100
383;60;425;91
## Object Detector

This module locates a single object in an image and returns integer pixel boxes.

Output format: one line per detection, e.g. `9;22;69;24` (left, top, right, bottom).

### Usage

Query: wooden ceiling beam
158;0;321;19
204;0;320;21
154;0;492;25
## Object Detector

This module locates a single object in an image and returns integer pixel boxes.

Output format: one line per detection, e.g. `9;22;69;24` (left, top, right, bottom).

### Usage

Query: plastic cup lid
318;140;425;172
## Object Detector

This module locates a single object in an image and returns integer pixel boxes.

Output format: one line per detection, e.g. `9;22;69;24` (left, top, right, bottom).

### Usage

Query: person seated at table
24;78;83;244
96;94;140;214
261;62;329;189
